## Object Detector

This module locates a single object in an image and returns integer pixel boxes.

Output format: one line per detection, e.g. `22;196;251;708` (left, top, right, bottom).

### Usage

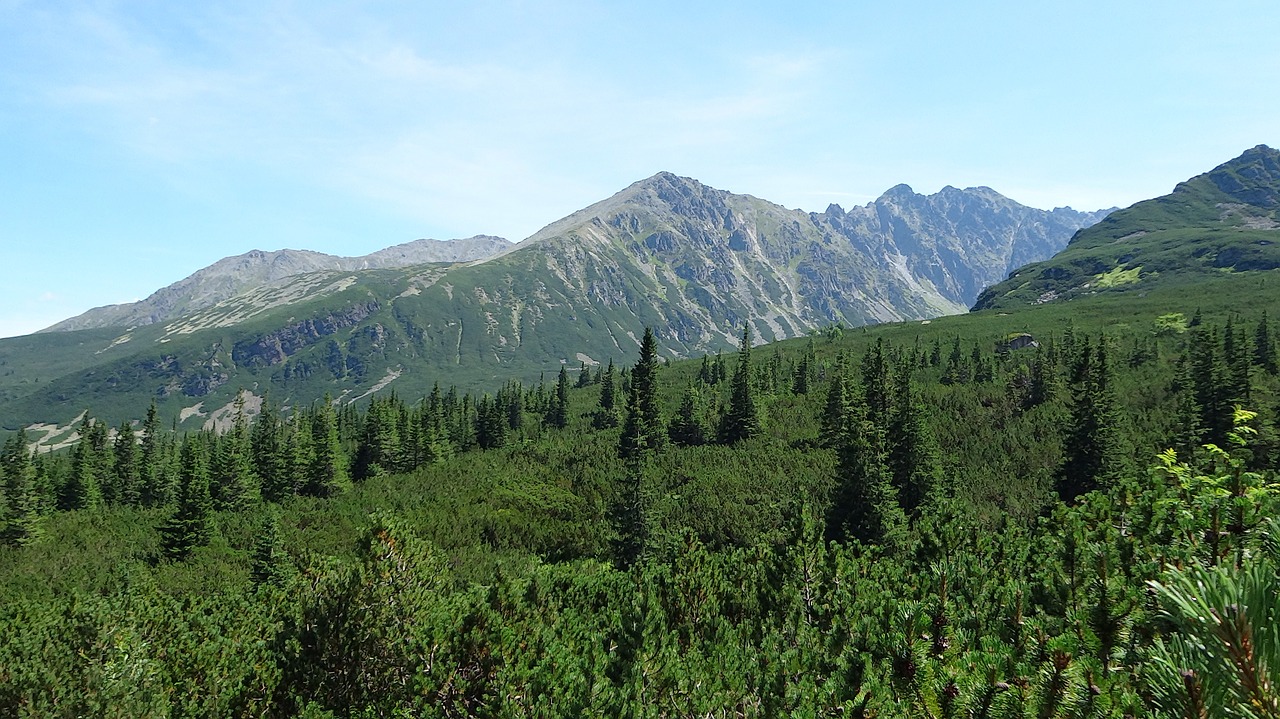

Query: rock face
973;145;1280;312
3;172;1109;431
41;236;510;332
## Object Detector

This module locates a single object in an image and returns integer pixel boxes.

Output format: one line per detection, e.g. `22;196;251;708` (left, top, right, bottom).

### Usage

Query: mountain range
2;171;1114;438
974;144;1280;311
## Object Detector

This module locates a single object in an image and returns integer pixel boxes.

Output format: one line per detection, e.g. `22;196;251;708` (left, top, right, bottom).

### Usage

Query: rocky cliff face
40;236;510;333
4;171;1109;431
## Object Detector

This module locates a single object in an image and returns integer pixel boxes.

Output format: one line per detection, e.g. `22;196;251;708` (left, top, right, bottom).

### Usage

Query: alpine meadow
2;146;1280;718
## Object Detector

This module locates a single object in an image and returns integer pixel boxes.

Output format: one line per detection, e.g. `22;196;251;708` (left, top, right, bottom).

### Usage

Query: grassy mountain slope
0;173;1103;434
973;144;1280;311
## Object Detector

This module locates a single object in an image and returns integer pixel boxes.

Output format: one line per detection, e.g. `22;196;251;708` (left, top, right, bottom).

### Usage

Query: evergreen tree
1172;351;1204;459
475;394;508;449
1254;310;1277;375
1223;317;1251;408
668;384;708;447
594;359;620;428
60;417;104;511
718;324;760;444
1;431;42;546
941;336;970;385
609;459;648;570
304;397;350;498
575;360;592;388
861;338;893;433
111;420;141;507
619;328;664;459
211;397;258;510
138;401;169;507
1058;338;1129;501
159;437;213;560
1191;325;1233;446
888;367;942;518
825;404;904;545
820;355;852;450
253;398;292;502
250;509;290;587
546;365;570;429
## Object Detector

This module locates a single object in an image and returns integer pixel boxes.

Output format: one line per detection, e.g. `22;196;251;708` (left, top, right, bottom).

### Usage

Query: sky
2;1;1278;338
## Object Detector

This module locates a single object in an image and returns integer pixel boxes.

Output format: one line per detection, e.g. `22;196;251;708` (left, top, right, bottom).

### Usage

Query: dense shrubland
1;303;1279;717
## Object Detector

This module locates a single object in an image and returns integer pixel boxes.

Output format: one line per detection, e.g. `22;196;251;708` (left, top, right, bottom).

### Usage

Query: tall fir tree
718;324;760;444
820;354;852;450
159;437;213;560
253;398;293;502
825;402;904;545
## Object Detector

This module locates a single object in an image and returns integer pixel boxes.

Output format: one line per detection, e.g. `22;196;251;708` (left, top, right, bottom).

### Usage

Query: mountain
0;173;1105;436
40;236;512;333
973;145;1280;312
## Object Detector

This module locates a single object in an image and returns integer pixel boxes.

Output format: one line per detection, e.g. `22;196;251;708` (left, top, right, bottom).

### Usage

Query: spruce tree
594;359;620;428
825;404;904;545
888;367;942;518
1;431;42;546
1254;310;1277;375
547;365;570;429
668;384;708;447
304;397;350;498
1057;338;1129;501
250;509;290;587
138;401;169;507
861;338;893;433
61;418;104;511
718;324;760;444
159;437;213;560
112;420;141;507
820;355;852;450
619;328;664;459
253;398;292;502
211;397;258;510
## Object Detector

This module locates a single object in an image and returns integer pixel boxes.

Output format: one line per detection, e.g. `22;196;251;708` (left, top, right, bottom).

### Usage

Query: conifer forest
2;301;1280;718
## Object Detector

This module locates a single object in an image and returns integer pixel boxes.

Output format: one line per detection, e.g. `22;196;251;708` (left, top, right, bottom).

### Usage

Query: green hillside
973;144;1280;311
1;258;1278;716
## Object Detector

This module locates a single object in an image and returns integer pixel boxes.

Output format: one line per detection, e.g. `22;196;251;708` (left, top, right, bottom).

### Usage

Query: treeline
1;311;1279;716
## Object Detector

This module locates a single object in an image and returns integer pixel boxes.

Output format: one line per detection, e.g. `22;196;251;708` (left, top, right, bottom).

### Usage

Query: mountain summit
973;145;1280;311
1;173;1105;433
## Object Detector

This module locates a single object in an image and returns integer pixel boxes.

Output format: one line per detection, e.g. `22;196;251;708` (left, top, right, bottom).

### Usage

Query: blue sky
2;1;1278;338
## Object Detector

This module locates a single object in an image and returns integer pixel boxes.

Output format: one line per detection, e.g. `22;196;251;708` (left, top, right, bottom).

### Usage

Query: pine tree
826;405;904;545
159;437;213;560
619;328;664;459
575;360;592;388
610;459;648;570
861;338;893;433
718;324;760;444
475;394;508;449
820;355;852;450
1191;325;1233;447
